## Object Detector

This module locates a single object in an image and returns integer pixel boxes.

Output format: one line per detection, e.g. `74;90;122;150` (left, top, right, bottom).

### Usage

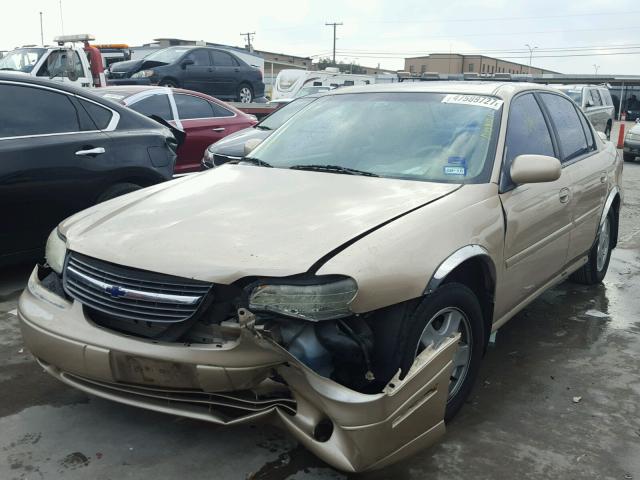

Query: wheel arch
601;186;621;249
425;245;497;349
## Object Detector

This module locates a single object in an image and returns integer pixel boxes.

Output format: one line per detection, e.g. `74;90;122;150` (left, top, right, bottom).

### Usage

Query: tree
315;57;367;74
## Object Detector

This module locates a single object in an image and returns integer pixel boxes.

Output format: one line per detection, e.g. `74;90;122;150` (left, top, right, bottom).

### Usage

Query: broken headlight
249;277;358;322
131;69;155;79
45;228;66;274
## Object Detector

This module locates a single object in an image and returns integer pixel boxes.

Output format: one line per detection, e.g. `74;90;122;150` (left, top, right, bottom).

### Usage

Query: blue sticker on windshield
448;156;466;166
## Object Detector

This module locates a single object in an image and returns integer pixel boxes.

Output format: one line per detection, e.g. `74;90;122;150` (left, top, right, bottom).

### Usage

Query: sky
3;0;640;75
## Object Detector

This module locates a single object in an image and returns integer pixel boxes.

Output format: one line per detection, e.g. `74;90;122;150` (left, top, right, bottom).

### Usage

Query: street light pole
593;64;600;75
39;11;44;45
525;44;538;74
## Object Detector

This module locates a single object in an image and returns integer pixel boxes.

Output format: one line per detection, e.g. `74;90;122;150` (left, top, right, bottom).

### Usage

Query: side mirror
244;138;263;156
585;101;594;108
510;154;561;184
181;59;194;69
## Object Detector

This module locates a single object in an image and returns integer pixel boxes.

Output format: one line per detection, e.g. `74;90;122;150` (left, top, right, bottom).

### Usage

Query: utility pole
39;11;44;45
325;22;342;65
525;43;538;74
59;0;64;35
240;32;255;52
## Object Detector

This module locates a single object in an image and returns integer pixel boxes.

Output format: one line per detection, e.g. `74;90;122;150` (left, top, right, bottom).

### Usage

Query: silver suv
558;85;615;138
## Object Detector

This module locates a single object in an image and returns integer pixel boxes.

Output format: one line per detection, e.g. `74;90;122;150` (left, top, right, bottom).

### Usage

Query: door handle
212;127;225;132
75;147;105;156
234;68;239;72
600;172;607;184
559;187;571;204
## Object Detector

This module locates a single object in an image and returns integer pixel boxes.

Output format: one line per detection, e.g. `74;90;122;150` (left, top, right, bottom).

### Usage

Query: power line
325;22;343;64
333;43;640;55
321;50;640;60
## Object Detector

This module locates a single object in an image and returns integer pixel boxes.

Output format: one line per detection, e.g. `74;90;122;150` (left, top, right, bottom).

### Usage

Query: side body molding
424;245;495;295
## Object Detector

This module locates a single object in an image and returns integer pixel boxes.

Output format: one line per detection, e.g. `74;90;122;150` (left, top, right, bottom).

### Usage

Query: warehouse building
404;53;558;75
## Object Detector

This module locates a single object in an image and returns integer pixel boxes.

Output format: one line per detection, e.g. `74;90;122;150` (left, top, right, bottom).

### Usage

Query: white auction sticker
442;94;503;110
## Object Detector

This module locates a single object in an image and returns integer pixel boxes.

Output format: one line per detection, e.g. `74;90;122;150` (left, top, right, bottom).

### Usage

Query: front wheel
570;210;613;284
397;283;485;421
237;84;253;103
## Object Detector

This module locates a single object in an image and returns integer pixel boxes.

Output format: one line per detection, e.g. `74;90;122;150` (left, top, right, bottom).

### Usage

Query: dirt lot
1;140;639;480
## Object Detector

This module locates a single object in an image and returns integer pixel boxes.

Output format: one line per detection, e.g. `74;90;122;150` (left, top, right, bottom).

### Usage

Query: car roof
325;81;563;100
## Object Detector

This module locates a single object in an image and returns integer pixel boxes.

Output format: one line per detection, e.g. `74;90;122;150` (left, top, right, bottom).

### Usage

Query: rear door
497;92;573;318
210;50;240;98
538;92;608;262
584;88;606;132
0;81;114;261
173;92;233;174
181;49;213;94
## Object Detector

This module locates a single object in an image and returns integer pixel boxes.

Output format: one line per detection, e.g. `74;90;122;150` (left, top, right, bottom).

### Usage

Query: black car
202;94;320;168
0;74;179;266
108;46;265;103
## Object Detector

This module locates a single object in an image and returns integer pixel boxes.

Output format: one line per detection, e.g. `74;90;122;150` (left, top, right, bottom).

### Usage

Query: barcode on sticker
442;94;503;110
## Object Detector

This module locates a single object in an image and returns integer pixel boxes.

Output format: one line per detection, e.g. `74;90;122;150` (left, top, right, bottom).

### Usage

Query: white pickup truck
0;35;100;88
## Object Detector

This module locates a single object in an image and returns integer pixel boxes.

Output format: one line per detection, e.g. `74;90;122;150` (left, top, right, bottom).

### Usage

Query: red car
95;86;257;174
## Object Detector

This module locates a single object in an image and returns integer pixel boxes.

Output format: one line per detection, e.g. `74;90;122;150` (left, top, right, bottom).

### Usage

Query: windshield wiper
289;164;379;177
255;125;272;131
229;157;273;167
0;67;17;71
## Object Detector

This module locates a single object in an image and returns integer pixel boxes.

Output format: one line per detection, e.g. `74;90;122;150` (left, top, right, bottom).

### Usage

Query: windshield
250;92;502;183
561;89;583;105
259;97;317;130
295;86;332;98
144;47;191;64
0;48;46;72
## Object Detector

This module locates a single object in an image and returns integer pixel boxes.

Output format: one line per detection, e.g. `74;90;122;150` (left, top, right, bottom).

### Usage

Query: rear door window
129;94;174;120
211;51;237;67
186;49;211;66
0;84;80;137
79;99;113;129
502;93;555;188
539;93;589;162
174;93;214;119
210;102;234;117
589;89;602;106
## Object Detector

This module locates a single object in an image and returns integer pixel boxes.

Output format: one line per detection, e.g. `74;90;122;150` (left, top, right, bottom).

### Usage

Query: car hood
109;58;168;73
60;166;460;284
209;127;272;157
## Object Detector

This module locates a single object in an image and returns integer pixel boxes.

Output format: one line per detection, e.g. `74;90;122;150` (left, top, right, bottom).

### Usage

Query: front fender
316;184;504;313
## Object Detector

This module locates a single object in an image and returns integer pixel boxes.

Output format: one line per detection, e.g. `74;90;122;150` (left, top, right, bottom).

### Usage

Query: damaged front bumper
18;267;458;472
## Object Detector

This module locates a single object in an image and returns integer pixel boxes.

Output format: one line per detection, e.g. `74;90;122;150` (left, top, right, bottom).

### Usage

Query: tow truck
0;34;106;88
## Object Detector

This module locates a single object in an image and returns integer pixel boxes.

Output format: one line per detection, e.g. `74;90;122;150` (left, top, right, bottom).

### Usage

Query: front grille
63;252;211;325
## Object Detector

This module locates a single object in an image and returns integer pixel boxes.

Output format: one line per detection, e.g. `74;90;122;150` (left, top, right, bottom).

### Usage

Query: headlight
249;277;358;321
45;228;67;274
131;69;155;79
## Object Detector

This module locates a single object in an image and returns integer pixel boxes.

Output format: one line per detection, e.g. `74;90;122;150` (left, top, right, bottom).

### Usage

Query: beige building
404;53;557;76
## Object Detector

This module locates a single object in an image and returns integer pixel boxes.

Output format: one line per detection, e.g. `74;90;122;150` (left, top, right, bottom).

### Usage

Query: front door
181;49;214;95
496;93;573;319
35;49;91;88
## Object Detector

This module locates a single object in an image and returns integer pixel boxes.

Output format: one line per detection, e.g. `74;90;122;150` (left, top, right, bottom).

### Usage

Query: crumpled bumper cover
18;267;458;472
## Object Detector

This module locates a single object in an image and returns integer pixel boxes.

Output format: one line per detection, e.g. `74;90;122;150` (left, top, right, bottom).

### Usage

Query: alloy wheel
596;217;611;272
239;87;252;103
415;307;472;400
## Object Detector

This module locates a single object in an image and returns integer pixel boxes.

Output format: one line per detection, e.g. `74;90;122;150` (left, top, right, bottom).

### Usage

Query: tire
158;78;179;88
570;210;614;285
237;83;253;103
623;152;635;162
391;283;485;421
96;183;142;204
